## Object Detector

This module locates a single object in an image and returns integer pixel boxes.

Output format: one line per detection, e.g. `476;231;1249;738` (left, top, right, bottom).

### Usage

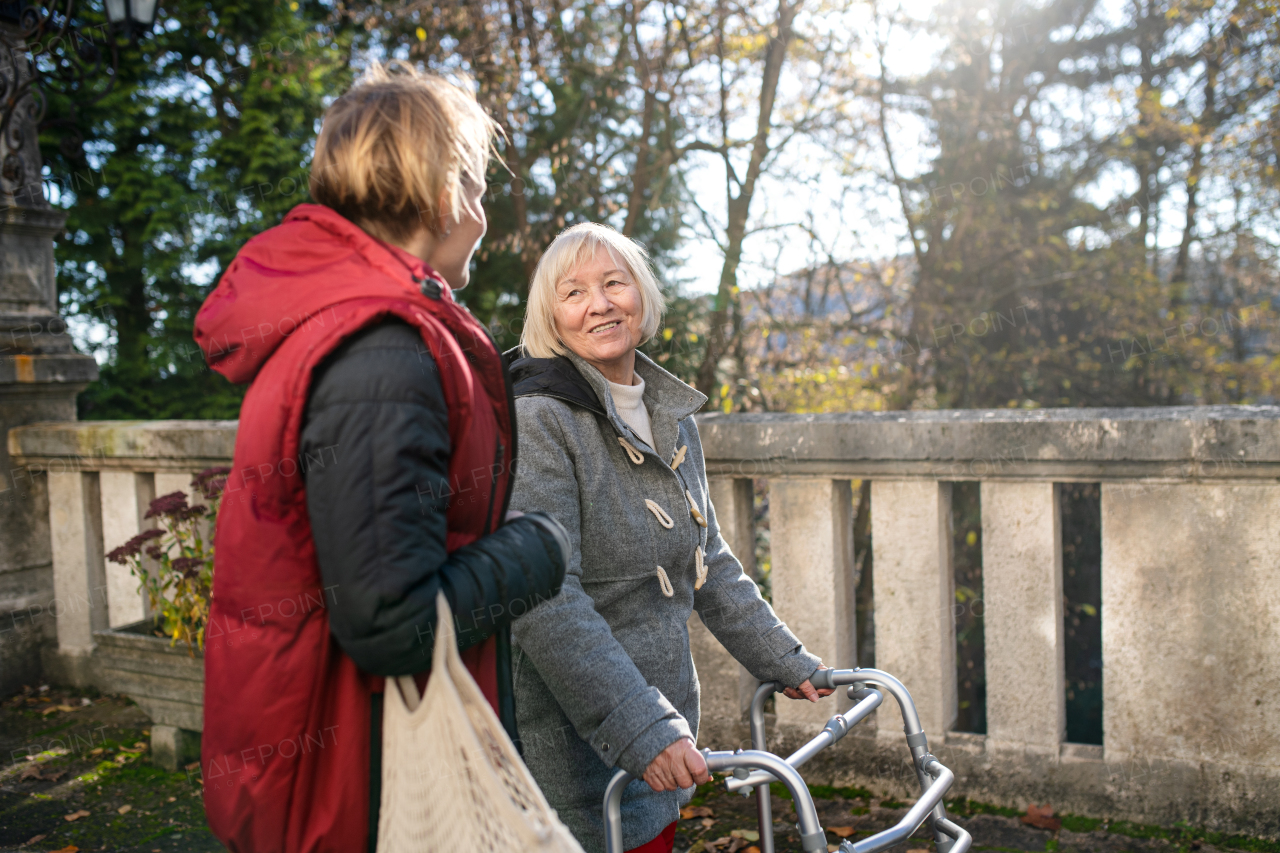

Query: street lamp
0;0;161;152
104;0;158;40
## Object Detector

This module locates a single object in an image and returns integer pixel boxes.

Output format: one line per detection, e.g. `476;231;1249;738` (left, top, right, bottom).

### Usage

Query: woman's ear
434;188;455;236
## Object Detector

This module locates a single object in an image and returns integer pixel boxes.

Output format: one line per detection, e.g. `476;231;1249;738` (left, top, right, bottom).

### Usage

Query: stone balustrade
7;407;1280;835
694;406;1280;837
6;420;234;684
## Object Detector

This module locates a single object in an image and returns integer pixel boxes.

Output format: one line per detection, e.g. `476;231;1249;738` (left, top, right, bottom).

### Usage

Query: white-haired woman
508;223;832;853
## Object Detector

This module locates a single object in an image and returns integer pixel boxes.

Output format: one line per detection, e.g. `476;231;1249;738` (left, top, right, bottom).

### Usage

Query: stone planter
93;620;203;771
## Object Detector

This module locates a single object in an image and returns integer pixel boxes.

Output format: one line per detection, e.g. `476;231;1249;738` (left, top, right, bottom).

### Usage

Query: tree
369;0;714;356
44;0;355;418
860;0;1280;410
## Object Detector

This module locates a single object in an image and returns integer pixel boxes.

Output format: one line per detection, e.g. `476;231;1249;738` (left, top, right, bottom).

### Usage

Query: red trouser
626;820;677;853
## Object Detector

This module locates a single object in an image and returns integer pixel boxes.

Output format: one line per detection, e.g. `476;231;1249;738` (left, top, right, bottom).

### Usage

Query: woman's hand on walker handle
782;663;836;702
642;737;710;792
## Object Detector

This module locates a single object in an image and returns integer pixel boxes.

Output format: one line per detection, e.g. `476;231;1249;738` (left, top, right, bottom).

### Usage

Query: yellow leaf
416;26;427;42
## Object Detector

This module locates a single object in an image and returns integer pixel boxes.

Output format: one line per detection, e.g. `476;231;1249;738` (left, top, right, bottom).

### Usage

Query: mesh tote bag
378;592;585;853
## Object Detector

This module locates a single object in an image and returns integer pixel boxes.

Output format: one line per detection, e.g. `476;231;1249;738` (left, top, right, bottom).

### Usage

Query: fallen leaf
56;704;75;712
1022;803;1062;831
64;809;90;821
731;829;760;841
830;826;856;838
701;818;716;828
745;847;761;853
167;796;176;802
42;706;59;715
681;805;715;819
25;836;46;845
118;804;133;815
89;748;104;756
53;847;79;853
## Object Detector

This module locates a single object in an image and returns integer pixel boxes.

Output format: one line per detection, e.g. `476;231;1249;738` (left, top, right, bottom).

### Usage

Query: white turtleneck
607;375;655;450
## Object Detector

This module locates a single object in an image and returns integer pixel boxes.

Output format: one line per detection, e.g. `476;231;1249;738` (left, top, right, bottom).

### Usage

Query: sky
667;0;1202;297
670;0;947;295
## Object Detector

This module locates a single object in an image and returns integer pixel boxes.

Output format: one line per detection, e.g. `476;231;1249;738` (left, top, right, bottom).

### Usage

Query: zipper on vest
483;439;504;536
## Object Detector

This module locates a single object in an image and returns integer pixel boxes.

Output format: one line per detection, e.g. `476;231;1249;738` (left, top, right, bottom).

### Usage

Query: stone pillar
0;25;100;694
47;470;108;683
690;477;756;749
981;481;1065;755
871;480;956;742
1101;483;1280;768
770;479;855;730
99;471;155;627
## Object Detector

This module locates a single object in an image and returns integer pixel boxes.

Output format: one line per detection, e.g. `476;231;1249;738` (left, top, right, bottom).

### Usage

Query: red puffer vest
193;204;515;853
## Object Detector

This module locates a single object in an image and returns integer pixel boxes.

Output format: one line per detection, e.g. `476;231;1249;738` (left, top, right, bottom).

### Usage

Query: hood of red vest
194;204;451;384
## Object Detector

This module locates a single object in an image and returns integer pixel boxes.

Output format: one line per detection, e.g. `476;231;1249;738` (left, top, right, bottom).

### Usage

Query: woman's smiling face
552;246;644;384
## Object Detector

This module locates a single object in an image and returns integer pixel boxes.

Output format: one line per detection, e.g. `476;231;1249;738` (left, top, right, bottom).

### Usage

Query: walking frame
603;668;973;853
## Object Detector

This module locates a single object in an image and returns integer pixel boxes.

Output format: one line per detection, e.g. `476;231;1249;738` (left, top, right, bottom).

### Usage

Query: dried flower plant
107;467;230;655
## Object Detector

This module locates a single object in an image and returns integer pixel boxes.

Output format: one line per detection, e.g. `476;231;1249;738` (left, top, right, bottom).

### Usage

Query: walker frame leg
602;667;972;853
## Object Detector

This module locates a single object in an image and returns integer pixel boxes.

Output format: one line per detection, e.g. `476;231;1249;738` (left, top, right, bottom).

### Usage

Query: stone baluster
690;477;756;748
46;469;108;683
870;480;956;742
99;471;156;627
770;479;856;730
980;481;1065;756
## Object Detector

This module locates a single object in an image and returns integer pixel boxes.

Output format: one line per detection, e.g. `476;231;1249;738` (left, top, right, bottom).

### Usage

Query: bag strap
394;592;459;713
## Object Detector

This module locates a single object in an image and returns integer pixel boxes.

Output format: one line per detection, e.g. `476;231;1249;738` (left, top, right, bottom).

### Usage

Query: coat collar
511;348;707;461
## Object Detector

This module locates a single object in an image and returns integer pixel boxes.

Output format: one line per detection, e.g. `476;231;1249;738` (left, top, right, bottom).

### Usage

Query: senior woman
509;223;833;853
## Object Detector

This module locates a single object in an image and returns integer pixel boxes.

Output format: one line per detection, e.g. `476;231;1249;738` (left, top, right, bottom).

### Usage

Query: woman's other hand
642;737;710;793
782;664;836;702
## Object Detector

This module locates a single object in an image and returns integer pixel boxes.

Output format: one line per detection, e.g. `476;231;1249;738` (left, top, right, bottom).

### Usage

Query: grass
702;780;1280;853
0;687;218;852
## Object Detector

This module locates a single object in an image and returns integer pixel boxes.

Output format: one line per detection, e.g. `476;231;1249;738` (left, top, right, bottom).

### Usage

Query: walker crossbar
724;685;884;793
603;749;830;853
600;667;972;853
738;668;972;853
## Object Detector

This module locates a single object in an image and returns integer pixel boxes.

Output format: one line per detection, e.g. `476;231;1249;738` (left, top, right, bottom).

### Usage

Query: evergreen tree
43;0;356;418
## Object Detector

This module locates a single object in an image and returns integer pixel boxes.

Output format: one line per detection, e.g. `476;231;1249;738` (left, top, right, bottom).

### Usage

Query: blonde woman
508;223;832;853
195;63;568;852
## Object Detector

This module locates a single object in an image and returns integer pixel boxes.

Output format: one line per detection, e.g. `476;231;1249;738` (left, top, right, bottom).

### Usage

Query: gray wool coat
509;350;821;853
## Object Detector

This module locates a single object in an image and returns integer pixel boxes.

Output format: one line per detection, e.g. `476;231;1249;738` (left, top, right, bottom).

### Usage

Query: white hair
520;223;666;359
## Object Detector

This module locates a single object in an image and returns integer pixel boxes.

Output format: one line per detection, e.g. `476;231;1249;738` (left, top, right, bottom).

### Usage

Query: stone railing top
9;420;237;470
696;405;1280;480
10;405;1280;479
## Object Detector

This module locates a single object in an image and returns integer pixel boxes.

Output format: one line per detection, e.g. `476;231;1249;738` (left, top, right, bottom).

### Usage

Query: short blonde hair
309;61;500;244
521;223;667;359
